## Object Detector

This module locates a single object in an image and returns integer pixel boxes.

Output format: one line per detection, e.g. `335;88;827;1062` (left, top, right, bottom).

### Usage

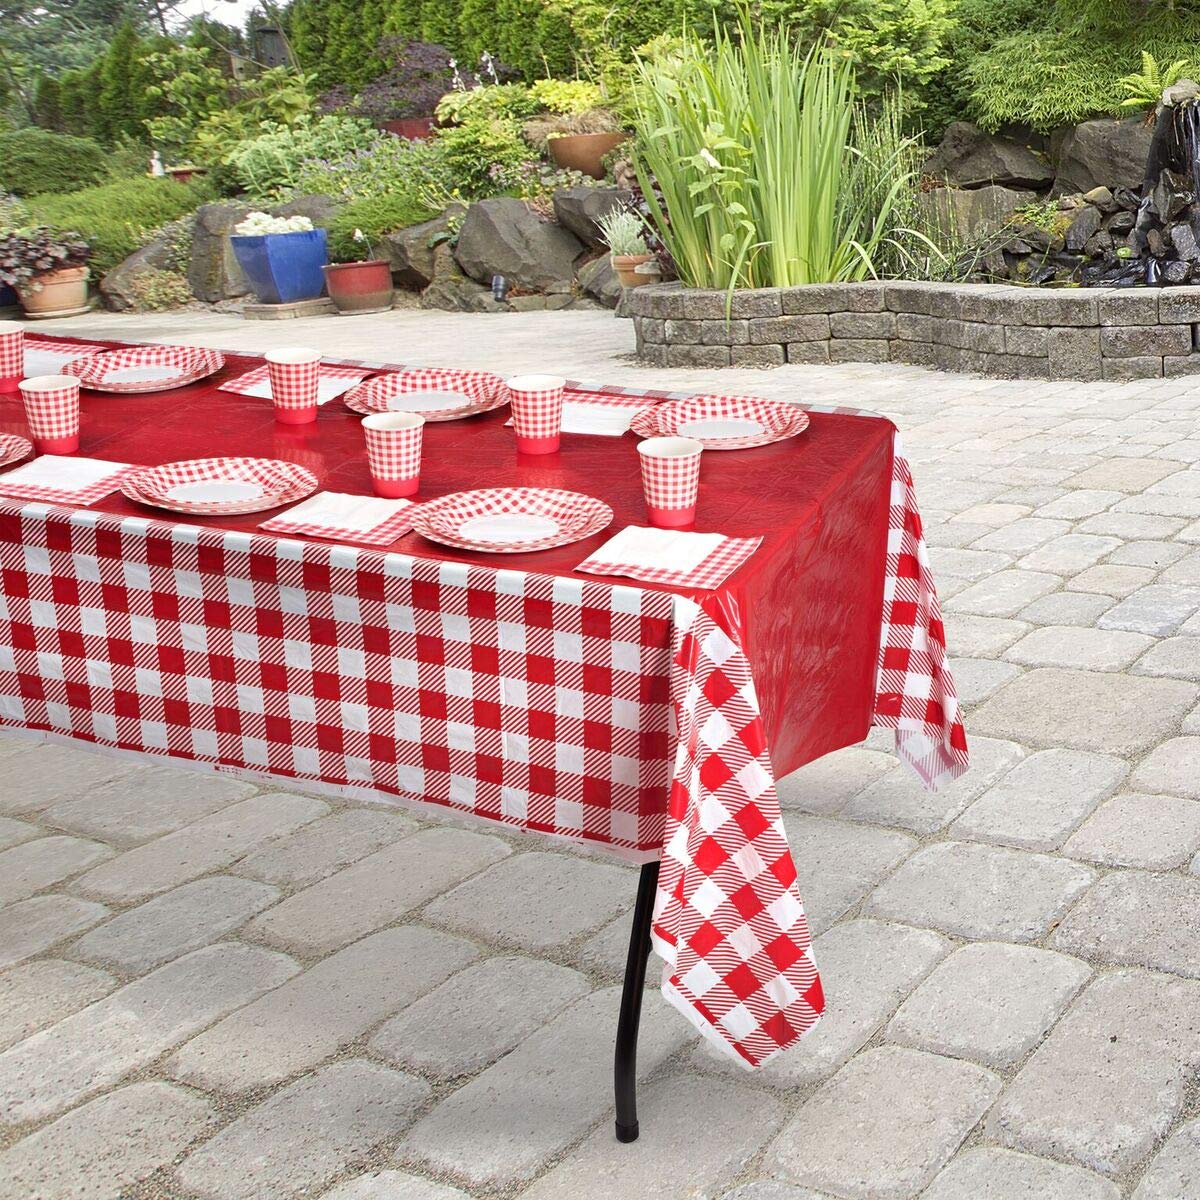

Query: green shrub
436;118;539;197
122;268;194;311
0;128;107;196
225;116;382;199
327;192;440;260
292;134;456;206
435;83;541;125
25;176;216;275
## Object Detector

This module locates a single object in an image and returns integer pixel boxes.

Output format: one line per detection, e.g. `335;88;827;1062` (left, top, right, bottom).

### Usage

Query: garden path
1;306;1198;1200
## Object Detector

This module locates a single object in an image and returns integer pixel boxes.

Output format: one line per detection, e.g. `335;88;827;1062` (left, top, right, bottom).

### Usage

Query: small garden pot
323;260;394;315
549;132;627;180
231;228;329;305
167;166;205;184
611;253;656;288
19;266;90;318
379;118;436;141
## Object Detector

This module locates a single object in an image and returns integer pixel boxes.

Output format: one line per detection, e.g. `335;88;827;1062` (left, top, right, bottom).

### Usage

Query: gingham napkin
0;455;134;504
21;339;105;378
220;364;371;405
577;525;762;589
259;490;416;546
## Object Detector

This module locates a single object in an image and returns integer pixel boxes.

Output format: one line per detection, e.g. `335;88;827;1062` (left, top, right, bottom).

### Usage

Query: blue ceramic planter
230;229;329;305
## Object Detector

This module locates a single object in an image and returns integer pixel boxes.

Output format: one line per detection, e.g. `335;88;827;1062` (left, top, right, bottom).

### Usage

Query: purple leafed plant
0;227;90;292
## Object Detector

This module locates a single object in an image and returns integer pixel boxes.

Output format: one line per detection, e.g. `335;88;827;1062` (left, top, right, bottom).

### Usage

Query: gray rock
454;197;584;291
924;122;1054;190
551;185;631;247
187;202;253;304
1055;117;1154;194
99;237;175;312
271;192;340;228
920;185;1037;243
1065;205;1102;252
577;255;622;309
384;206;464;289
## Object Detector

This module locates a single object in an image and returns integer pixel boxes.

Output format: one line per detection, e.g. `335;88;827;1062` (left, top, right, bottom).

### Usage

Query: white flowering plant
233;212;315;236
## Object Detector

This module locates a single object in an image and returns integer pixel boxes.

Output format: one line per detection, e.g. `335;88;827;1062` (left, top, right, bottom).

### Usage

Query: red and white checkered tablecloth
0;339;967;1068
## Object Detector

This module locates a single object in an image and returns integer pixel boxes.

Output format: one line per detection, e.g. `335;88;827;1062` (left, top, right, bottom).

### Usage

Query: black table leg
614;859;660;1143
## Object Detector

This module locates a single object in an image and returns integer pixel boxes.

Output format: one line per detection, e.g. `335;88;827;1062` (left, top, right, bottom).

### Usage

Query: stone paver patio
0;306;1198;1199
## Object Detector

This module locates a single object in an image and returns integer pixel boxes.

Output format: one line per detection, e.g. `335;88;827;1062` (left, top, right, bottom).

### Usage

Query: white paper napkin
588;525;727;573
559;401;639;436
234;374;366;406
21;345;100;377
0;455;130;493
269;490;414;533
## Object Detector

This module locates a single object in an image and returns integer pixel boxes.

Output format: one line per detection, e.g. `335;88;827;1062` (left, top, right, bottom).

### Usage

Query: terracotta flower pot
323;260;394;315
549;132;627;180
611;253;656;288
19;266;90;317
380;118;436;141
167;166;205;184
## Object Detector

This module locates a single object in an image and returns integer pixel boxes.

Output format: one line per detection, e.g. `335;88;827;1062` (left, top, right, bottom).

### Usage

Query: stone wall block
1005;326;1050;357
830;311;896;339
786;341;831;364
700;319;750;345
884;282;935;314
962;322;1006;353
1049;328;1103;380
985;354;1051;380
896;313;934;341
890;341;937;367
634;317;664;344
750;315;830;345
1098;292;1159;326
731;344;786;368
1163;352;1200;376
1100;325;1192;358
1155;287;1200;324
1102;356;1164;380
663;319;702;345
830;339;890;363
665;344;730;368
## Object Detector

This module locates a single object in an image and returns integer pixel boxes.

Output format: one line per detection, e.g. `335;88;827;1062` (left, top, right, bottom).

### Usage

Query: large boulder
187;202;253;303
551;186;632;248
1054;117;1153;195
920;184;1037;242
454;197;584;291
384;206;464;289
577;255;622;309
99;236;175;311
271;193;341;227
923;122;1054;191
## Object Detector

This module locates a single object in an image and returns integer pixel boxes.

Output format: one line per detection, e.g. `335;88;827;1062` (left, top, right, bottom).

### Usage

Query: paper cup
0;321;23;394
363;411;424;498
20;374;80;454
507;373;564;455
266;347;321;424
638;436;703;528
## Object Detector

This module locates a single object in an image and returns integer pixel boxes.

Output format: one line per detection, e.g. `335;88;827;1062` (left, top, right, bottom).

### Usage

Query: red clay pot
323;260;394;315
380;118;437;141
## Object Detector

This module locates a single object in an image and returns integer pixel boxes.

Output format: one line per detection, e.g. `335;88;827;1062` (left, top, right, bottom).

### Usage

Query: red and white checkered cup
19;374;81;454
363;411;424;498
0;321;23;394
265;348;321;424
638;436;703;528
507;374;564;455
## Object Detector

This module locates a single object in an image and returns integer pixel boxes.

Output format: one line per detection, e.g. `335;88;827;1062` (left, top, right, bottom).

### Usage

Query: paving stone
1067;565;1159;597
951;749;1129;850
942;614;1031;657
520;1075;784;1200
73;793;330;902
841;736;1025;834
0;960;115;1052
781;815;916;933
0;894;109;968
921;1148;1119;1200
1131;1119;1200;1200
1105;538;1188;568
0;817;39;851
177;1060;429;1200
423;851;634;951
1018;534;1122;574
694;920;949;1086
946;570;1062;618
944;658;1022;706
322;1171;469;1200
1017;592;1114;627
951;502;1032;527
1052;871;1200;976
1161;549;1200;585
764;1046;1000;1200
243;828;510;956
1063;793;1200;869
371;955;590;1080
1078;512;1186;539
775;746;897;814
865;841;1096;942
0;942;297;1126
233;808;417;887
0;835;113;905
886;942;1091;1070
972;518;1071;555
1099;585;1200;635
573;909;646;980
41;769;256;847
987;969;1200;1175
1033;490;1124;520
1068;458;1187;491
0;743;138;815
403;986;692;1189
1129;737;1200;798
1004;626;1154;670
969;668;1198;755
169;926;476;1093
71;875;280;974
720;1185;832;1200
927;547;1014;580
1132;636;1200;679
0;1081;214;1200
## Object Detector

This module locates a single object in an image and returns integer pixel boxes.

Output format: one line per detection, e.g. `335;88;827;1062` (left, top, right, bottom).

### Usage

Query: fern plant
1118;51;1192;111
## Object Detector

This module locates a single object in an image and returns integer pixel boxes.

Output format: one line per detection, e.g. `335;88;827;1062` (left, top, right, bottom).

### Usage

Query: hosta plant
0;227;91;293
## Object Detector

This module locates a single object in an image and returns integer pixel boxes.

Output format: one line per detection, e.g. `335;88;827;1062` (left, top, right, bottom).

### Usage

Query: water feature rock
1065;206;1102;251
454;198;584;291
576;256;622;309
100;237;176;311
383;207;464;289
1170;223;1200;261
1106;211;1136;236
187;203;253;303
921;185;1037;242
1082;186;1116;212
551;187;631;247
1164;260;1193;284
924;123;1054;190
1055;118;1154;194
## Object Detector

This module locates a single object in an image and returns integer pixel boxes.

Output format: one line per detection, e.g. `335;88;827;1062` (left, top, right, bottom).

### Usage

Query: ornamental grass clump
632;16;929;290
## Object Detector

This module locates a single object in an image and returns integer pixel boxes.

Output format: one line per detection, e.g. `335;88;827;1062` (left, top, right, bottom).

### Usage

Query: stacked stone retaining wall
628;281;1200;380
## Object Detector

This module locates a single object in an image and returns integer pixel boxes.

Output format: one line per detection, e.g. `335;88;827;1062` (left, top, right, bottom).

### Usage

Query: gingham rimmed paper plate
412;487;612;553
64;345;225;394
0;433;34;471
630;394;809;450
121;457;319;515
343;368;509;421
